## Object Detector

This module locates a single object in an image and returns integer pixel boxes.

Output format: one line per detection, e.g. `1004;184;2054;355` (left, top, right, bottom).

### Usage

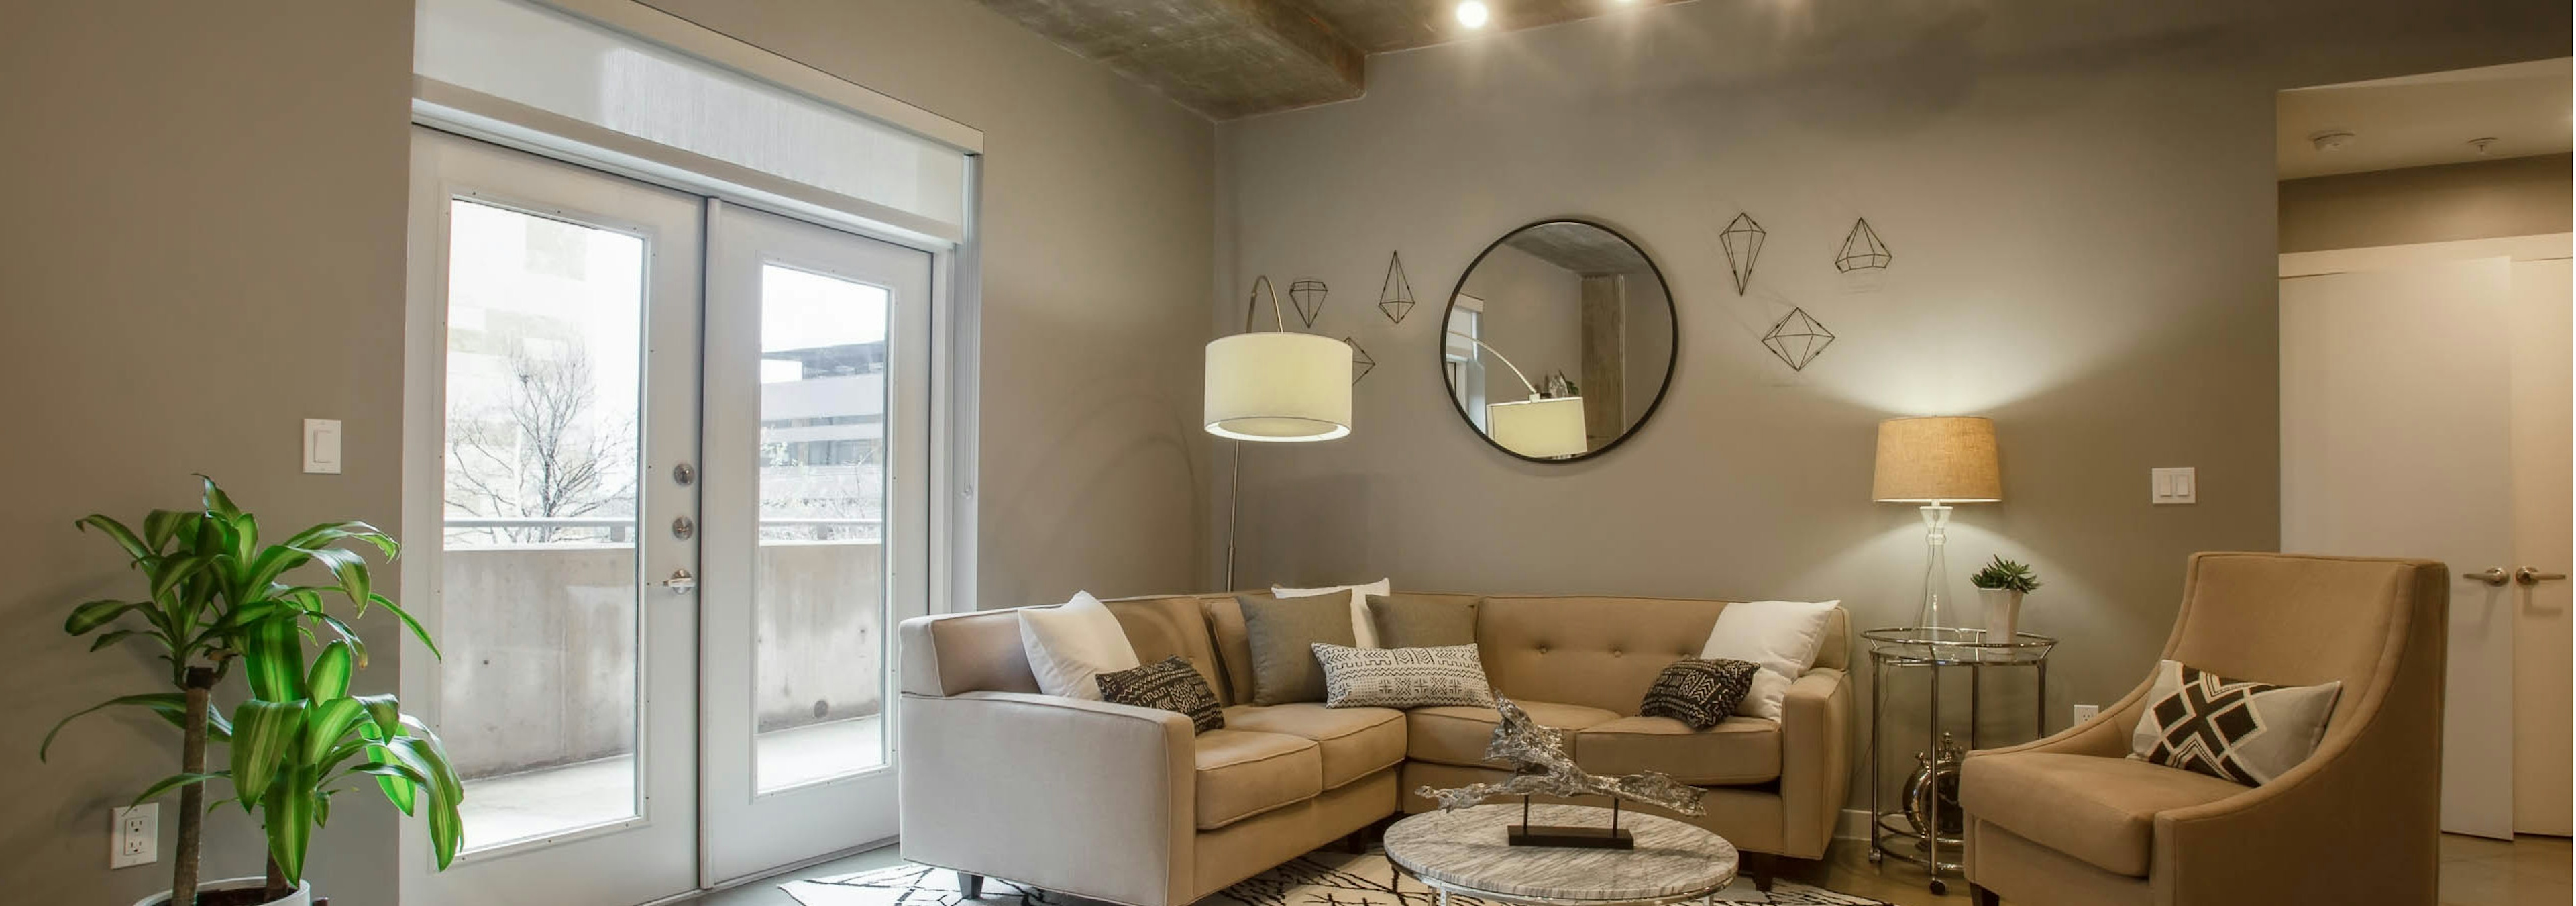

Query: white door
700;202;934;882
405;128;704;902
2508;257;2573;836
2279;239;2573;840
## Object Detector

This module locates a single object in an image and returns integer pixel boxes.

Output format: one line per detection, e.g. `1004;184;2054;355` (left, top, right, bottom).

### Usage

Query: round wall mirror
1441;219;1676;462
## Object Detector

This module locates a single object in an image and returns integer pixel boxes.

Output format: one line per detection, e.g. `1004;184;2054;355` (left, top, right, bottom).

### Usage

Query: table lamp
1872;416;2001;630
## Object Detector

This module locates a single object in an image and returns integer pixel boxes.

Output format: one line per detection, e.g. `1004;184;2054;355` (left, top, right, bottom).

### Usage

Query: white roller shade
415;0;969;240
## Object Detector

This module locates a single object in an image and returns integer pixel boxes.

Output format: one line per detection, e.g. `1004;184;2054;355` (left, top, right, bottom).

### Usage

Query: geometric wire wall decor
1720;213;1765;295
1760;307;1835;372
1835;217;1891;273
1377;251;1417;324
1289;279;1328;329
1345;336;1375;385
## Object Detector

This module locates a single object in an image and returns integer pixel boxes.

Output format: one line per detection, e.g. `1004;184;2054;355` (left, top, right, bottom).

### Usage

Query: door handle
661;568;698;594
2516;567;2567;587
2466;568;2510;587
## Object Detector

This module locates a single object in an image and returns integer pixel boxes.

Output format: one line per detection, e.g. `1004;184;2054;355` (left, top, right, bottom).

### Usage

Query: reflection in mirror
1442;221;1676;461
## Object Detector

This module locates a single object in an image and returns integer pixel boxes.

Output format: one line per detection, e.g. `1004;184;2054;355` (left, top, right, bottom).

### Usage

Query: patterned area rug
783;848;1891;906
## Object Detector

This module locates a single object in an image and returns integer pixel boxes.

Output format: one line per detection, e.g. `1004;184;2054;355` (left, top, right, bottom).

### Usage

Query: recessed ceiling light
2308;130;2355;152
1456;1;1490;28
2469;137;2500;156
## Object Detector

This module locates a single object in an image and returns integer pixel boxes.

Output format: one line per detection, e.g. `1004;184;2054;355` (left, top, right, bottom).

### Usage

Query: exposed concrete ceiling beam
976;0;1366;119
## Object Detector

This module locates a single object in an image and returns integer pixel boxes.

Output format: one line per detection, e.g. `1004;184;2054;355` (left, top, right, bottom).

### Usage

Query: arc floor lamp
1208;276;1353;588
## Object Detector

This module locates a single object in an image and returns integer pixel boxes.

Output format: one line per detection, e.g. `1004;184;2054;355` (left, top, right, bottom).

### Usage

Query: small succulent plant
1970;556;2042;593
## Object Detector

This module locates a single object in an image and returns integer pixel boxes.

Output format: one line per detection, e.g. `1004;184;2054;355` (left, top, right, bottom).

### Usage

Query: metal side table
1860;627;2056;895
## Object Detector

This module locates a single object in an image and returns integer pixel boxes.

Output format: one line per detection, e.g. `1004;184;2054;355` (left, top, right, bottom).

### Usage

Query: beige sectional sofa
896;593;1853;906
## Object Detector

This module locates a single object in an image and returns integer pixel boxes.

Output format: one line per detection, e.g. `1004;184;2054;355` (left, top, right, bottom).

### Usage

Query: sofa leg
1969;882;1999;905
955;872;985;899
1342;829;1367;854
1741;852;1776;893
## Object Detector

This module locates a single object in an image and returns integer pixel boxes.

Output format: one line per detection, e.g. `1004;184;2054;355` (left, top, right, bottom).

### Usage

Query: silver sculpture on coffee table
1415;696;1705;850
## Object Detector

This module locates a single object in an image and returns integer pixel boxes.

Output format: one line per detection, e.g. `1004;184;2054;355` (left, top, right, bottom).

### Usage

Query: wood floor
694;833;2571;906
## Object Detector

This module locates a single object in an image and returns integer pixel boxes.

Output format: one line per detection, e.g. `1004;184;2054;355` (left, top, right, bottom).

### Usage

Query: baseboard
1835;808;1872;841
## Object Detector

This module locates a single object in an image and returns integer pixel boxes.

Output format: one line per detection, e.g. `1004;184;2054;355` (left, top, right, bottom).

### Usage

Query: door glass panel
753;263;890;792
441;199;647;848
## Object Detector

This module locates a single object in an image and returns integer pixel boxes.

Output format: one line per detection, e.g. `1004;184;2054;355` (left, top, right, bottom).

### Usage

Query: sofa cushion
1576;715;1781;785
1238;593;1359;705
1960;751;2249;876
1193;729;1323;830
1366;593;1480;648
1222;703;1405;790
1406;699;1620;768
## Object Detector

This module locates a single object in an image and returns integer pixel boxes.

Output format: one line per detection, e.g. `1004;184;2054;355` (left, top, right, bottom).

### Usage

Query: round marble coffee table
1383;803;1739;906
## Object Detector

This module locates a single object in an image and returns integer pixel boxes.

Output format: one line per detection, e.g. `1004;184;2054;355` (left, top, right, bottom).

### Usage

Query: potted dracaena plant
1969;555;2042;657
43;478;464;906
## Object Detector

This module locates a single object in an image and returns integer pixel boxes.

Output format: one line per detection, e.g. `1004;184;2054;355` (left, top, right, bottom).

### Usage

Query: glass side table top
1861;626;2057;664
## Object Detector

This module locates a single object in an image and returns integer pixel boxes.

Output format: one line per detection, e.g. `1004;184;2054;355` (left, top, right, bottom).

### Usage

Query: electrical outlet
111;803;157;868
2072;703;2100;725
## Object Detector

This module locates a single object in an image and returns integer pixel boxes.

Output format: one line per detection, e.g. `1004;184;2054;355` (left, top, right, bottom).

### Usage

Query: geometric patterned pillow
2127;659;2341;786
1640;658;1760;729
1311;643;1496;709
1095;656;1224;733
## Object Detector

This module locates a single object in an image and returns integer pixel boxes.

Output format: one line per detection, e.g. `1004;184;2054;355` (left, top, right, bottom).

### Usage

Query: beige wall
4;0;1212;902
1214;0;2567;799
0;3;415;903
640;0;1217;611
2280;153;2573;252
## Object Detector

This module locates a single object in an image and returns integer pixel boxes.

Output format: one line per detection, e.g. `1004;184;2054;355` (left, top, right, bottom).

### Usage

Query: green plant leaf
228;699;305;809
199;476;241;521
368;594;441;660
76;515;150;563
142;509;197;553
307;640;356;702
261;770;317;886
301;697;368;766
241;616;307;701
364;748;420;815
41;693;185;761
148;554;213;604
87;629;145;652
64;599;146;635
131;771;229;807
282;521;400;562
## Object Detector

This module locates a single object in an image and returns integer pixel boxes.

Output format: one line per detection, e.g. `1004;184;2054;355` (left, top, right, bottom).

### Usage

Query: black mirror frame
1440;217;1679;464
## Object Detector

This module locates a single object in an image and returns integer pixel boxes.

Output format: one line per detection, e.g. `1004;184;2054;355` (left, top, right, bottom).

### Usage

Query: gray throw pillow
1366;593;1480;649
1313;643;1495;709
1237;593;1358;705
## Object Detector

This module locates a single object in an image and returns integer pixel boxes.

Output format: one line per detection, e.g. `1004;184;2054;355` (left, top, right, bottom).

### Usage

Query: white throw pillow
1018;591;1141;701
1698;599;1841;720
1272;578;1393;648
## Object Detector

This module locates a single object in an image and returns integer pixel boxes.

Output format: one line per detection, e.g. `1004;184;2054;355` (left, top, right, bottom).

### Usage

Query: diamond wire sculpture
1377;252;1417;325
1288;279;1328;330
1762;307;1835;372
1345;336;1375;385
1719;213;1765;295
1836;217;1892;273
1415;695;1707;819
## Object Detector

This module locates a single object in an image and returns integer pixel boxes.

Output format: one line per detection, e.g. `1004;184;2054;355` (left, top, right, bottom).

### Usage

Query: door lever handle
2466;568;2510;587
2516;567;2567;587
662;568;698;594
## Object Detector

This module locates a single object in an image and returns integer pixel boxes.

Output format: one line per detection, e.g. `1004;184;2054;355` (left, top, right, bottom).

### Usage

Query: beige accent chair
1960;552;2448;905
897;593;1853;906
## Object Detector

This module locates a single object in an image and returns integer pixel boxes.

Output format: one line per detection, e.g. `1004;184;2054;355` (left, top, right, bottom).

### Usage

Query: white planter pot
134;878;311;906
1978;587;2025;656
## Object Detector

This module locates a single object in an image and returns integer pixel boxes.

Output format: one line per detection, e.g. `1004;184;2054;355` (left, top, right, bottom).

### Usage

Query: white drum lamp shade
1204;332;1352;442
1487;396;1587;458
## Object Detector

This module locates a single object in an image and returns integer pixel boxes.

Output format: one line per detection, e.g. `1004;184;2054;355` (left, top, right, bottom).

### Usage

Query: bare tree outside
447;342;638;544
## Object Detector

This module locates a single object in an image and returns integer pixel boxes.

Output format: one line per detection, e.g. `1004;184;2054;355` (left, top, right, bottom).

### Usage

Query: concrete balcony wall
440;540;883;778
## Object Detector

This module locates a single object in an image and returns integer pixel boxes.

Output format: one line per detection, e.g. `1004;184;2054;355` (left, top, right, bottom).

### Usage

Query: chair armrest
1778;667;1852;858
1969;672;2155;762
898;691;1195;906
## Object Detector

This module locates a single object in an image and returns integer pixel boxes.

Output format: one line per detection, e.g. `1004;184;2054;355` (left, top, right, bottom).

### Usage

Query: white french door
406;127;935;903
700;202;932;883
406;128;705;905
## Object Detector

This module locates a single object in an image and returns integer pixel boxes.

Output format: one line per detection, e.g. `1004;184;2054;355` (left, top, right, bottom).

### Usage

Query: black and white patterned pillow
2128;659;2341;786
1640;658;1760;729
1096;656;1224;733
1311;644;1495;709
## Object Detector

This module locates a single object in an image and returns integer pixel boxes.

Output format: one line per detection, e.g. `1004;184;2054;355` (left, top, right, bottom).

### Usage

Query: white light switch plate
111;803;156;868
303;419;343;474
2151;467;2196;505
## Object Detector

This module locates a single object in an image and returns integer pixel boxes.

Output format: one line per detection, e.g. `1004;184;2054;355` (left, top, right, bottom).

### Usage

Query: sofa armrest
1777;667;1852;858
898;691;1196;906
